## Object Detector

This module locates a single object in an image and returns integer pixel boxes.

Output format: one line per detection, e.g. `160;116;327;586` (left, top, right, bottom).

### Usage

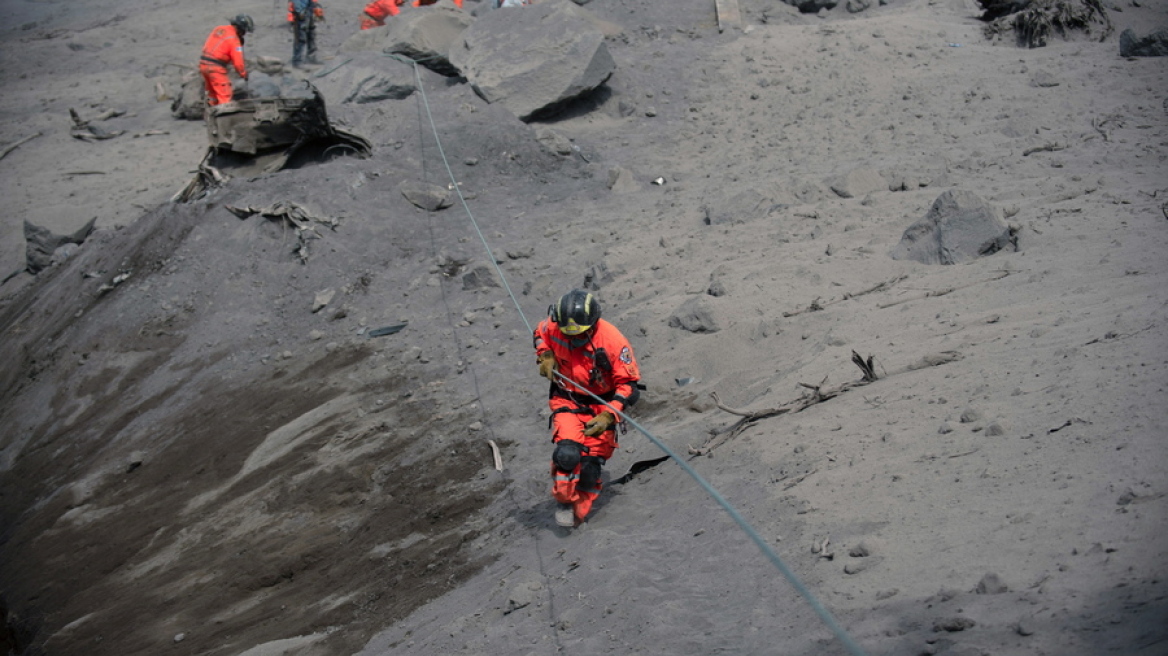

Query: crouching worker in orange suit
360;0;405;29
534;290;641;528
200;15;253;106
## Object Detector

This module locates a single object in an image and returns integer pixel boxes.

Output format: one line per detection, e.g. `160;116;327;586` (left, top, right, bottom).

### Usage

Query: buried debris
70;108;125;141
610;456;670;486
367;323;408;337
981;0;1113;48
227;201;340;264
174;78;370;202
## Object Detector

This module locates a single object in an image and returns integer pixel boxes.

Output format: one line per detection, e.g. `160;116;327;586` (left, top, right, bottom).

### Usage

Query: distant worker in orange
287;0;325;67
199;15;253;106
534;290;642;528
360;0;405;29
412;0;463;7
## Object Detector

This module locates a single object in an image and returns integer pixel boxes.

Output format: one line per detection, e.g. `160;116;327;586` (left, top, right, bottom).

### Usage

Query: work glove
583;412;615;437
537;351;558;380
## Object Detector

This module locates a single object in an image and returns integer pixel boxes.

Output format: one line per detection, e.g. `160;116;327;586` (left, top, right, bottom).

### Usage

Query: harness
200;55;229;67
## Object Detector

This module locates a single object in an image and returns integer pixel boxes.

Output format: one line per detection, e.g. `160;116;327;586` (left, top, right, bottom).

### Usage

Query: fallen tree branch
0;132;43;161
877;270;1010;309
1022;142;1066;156
487;439;503;472
694;349;962;457
693;351;878;457
783;275;909;317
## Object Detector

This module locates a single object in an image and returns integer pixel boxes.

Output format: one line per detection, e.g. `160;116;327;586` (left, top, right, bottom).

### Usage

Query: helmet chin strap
566;328;594;350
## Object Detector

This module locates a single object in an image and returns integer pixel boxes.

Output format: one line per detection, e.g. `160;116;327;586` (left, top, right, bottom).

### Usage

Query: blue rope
393;53;868;656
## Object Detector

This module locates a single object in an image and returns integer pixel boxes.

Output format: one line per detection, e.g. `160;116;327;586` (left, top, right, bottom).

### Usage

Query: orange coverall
361;0;404;29
413;0;463;7
534;317;640;524
199;25;247;106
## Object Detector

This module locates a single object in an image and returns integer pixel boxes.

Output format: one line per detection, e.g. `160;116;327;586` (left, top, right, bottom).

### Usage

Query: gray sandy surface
1;0;1166;654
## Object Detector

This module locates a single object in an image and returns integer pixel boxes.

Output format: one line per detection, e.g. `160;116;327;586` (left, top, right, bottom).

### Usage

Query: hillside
1;0;1166;654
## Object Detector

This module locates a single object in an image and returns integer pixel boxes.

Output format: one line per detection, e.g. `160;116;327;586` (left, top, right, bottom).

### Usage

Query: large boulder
311;54;419;105
449;0;615;122
1119;29;1168;57
889;190;1015;265
383;4;474;76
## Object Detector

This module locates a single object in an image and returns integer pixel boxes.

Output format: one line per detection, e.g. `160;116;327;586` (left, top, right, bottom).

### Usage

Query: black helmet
550;289;600;336
231;14;255;35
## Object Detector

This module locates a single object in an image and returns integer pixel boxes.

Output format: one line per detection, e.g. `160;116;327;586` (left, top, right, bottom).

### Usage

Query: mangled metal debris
226;201;340;264
174;78;371;202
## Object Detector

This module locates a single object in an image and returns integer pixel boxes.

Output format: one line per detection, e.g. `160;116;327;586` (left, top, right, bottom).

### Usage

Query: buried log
692;350;960;457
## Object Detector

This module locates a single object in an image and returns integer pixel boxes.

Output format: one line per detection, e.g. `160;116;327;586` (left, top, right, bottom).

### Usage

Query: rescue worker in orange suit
412;0;463;7
287;0;325;67
360;0;405;29
199;15;252;107
534;290;641;527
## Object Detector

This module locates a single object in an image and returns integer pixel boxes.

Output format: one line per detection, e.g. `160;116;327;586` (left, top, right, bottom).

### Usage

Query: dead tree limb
877;271;1010;309
783;275;909;317
0;132;43;162
692;351;879;457
695;349;964;457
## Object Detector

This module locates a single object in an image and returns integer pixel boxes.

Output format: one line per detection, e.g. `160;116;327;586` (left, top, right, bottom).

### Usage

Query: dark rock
462;263;500;290
782;0;838;13
933;616;977;632
1119;28;1168;57
889;190;1016;265
450;0;615;121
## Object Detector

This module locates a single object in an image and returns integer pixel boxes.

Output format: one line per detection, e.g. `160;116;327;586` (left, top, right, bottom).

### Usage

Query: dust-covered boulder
1119;29;1168;57
830;167;886;199
890;190;1015;265
400;180;453;211
668;296;722;333
383;4;474;76
170;72;205;120
311;54;419;105
449;0;616;121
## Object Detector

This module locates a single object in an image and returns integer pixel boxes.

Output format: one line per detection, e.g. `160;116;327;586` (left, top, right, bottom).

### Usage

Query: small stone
984;421;1006;436
938;422;954;434
1015;619;1035;636
174;633;186;643
313;288;336;313
644;107;657;117
933;616;976;632
975;572;1008;594
875;588;899;600
959;408;982;423
469;421;483;432
309;329;325;341
1117;487;1138;506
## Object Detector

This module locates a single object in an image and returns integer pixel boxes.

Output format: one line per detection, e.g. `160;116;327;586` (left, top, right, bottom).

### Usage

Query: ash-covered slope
1;0;1166;655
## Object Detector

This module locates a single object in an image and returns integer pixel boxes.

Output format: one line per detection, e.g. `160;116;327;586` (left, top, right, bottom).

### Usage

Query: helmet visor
558;319;591;336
